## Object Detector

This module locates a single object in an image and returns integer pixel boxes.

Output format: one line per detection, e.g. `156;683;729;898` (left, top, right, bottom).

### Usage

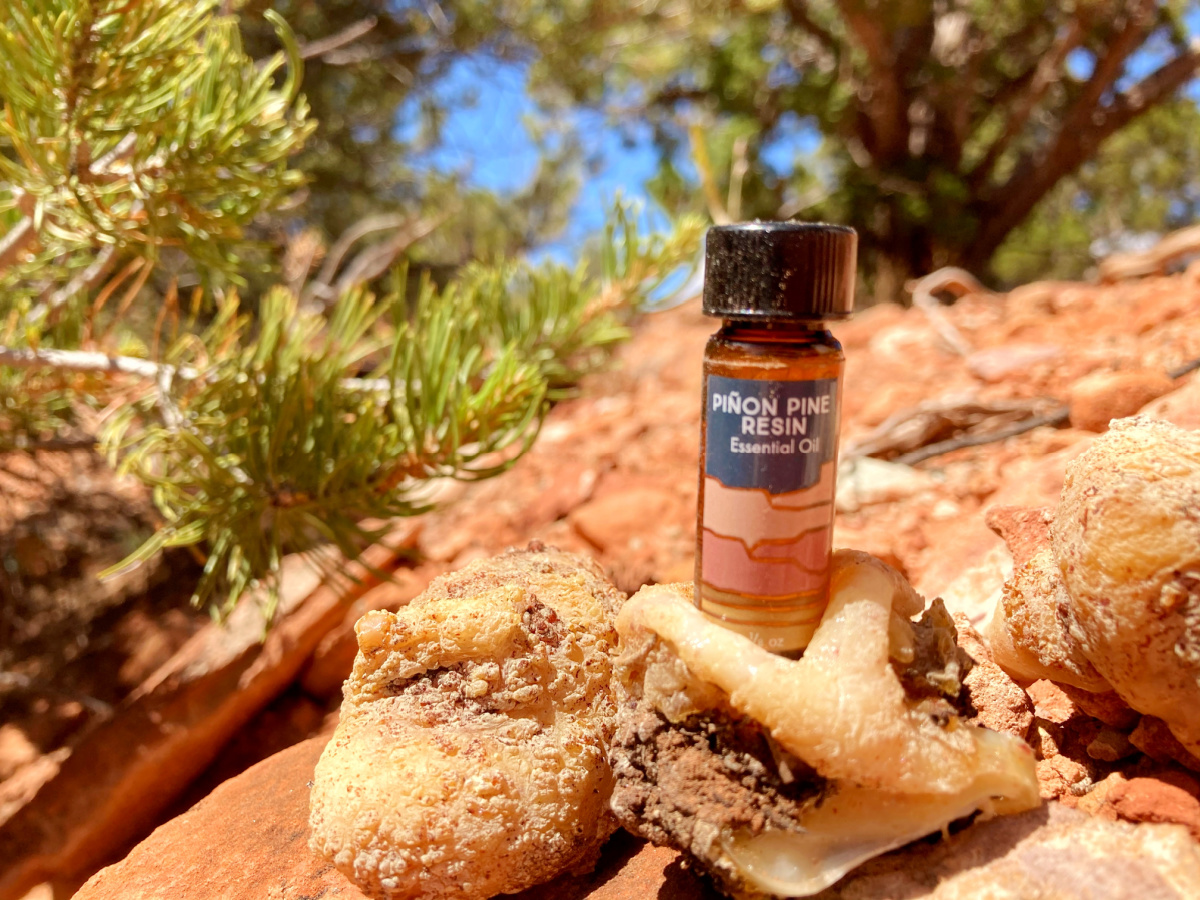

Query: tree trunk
864;208;942;306
869;253;910;306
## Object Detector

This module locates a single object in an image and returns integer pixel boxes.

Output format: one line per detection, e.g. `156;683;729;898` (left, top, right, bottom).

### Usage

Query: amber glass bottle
696;223;856;655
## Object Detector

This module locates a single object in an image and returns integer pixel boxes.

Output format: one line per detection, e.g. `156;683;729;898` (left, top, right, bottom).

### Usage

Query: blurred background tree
451;0;1200;297
993;99;1200;283
234;0;585;289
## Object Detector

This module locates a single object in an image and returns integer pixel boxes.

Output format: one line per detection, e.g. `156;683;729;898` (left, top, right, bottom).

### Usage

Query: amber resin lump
1052;417;1200;754
611;550;1040;900
309;545;625;900
986;417;1200;758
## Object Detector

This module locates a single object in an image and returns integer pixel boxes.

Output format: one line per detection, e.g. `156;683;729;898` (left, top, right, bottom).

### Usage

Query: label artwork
698;375;839;650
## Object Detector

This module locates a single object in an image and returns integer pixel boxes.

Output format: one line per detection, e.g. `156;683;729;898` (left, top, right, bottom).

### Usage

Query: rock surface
1067;369;1175;431
11;272;1200;895
74;738;367;900
0;546;398;900
74;737;714;900
823;803;1200;899
75;738;1200;900
1106;778;1200;842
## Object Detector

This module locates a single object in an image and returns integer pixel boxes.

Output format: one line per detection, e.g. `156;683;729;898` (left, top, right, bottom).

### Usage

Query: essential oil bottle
696;222;856;656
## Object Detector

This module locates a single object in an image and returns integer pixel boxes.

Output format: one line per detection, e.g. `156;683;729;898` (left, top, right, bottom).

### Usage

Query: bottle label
698;375;839;651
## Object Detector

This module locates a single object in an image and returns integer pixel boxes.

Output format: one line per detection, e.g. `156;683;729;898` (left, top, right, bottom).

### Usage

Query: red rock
74;738;369;900
987;440;1094;509
1058;685;1140;730
169;687;331;817
853;381;930;428
516;463;599;530
952;616;1034;740
1155;769;1200;801
1138;374;1200;431
74;737;718;900
1132;291;1194;334
911;514;1003;614
1074;771;1125;820
1130;716;1200;773
1086;729;1137;763
854;805;1200;897
0;749;67;830
0;546;398;900
967;343;1062;383
74;739;1200;900
953;612;993;663
834;302;909;350
0;726;38;783
1107;778;1200;841
569;488;683;554
1037;754;1092;800
1068;370;1176;432
983;505;1053;569
932;543;1010;627
963;657;1034;740
1027;680;1079;727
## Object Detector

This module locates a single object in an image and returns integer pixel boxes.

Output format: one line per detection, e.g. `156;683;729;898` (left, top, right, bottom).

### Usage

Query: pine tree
0;1;703;618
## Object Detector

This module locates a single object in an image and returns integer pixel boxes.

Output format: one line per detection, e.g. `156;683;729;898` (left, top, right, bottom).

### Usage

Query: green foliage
92;202;701;618
0;0;312;297
464;202;705;395
99;283;543;618
0;294;81;448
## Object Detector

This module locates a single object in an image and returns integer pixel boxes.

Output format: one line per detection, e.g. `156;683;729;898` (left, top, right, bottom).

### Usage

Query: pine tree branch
3;199;702;620
332;213;451;297
28;246;118;327
0;133;136;278
0;220;36;272
297;16;377;60
688;123;730;224
780;0;841;59
1103;44;1200;127
0;345;392;392
894;407;1070;467
0;2;312;287
983;0;1152;202
303;212;450;308
0;346;196;381
310;214;410;292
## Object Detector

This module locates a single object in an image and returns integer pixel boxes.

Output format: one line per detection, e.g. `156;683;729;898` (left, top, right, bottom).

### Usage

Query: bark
967;45;1200;270
832;0;909;162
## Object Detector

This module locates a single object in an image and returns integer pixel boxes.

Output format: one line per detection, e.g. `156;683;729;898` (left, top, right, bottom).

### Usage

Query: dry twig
893;407;1070;466
860;354;1200;467
845;396;1051;461
905;266;992;356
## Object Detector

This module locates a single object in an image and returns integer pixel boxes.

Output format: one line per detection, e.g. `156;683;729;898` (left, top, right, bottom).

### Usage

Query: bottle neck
716;318;833;343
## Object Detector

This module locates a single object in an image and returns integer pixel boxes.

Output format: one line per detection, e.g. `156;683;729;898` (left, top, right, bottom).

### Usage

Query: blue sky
397;53;825;260
397;55;666;259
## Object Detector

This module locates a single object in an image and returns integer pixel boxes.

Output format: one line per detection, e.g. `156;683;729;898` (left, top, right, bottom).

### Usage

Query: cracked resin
309;545;625;900
611;550;1039;899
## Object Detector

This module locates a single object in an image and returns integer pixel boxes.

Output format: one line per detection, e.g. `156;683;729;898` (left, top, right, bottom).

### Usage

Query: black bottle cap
703;222;857;320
